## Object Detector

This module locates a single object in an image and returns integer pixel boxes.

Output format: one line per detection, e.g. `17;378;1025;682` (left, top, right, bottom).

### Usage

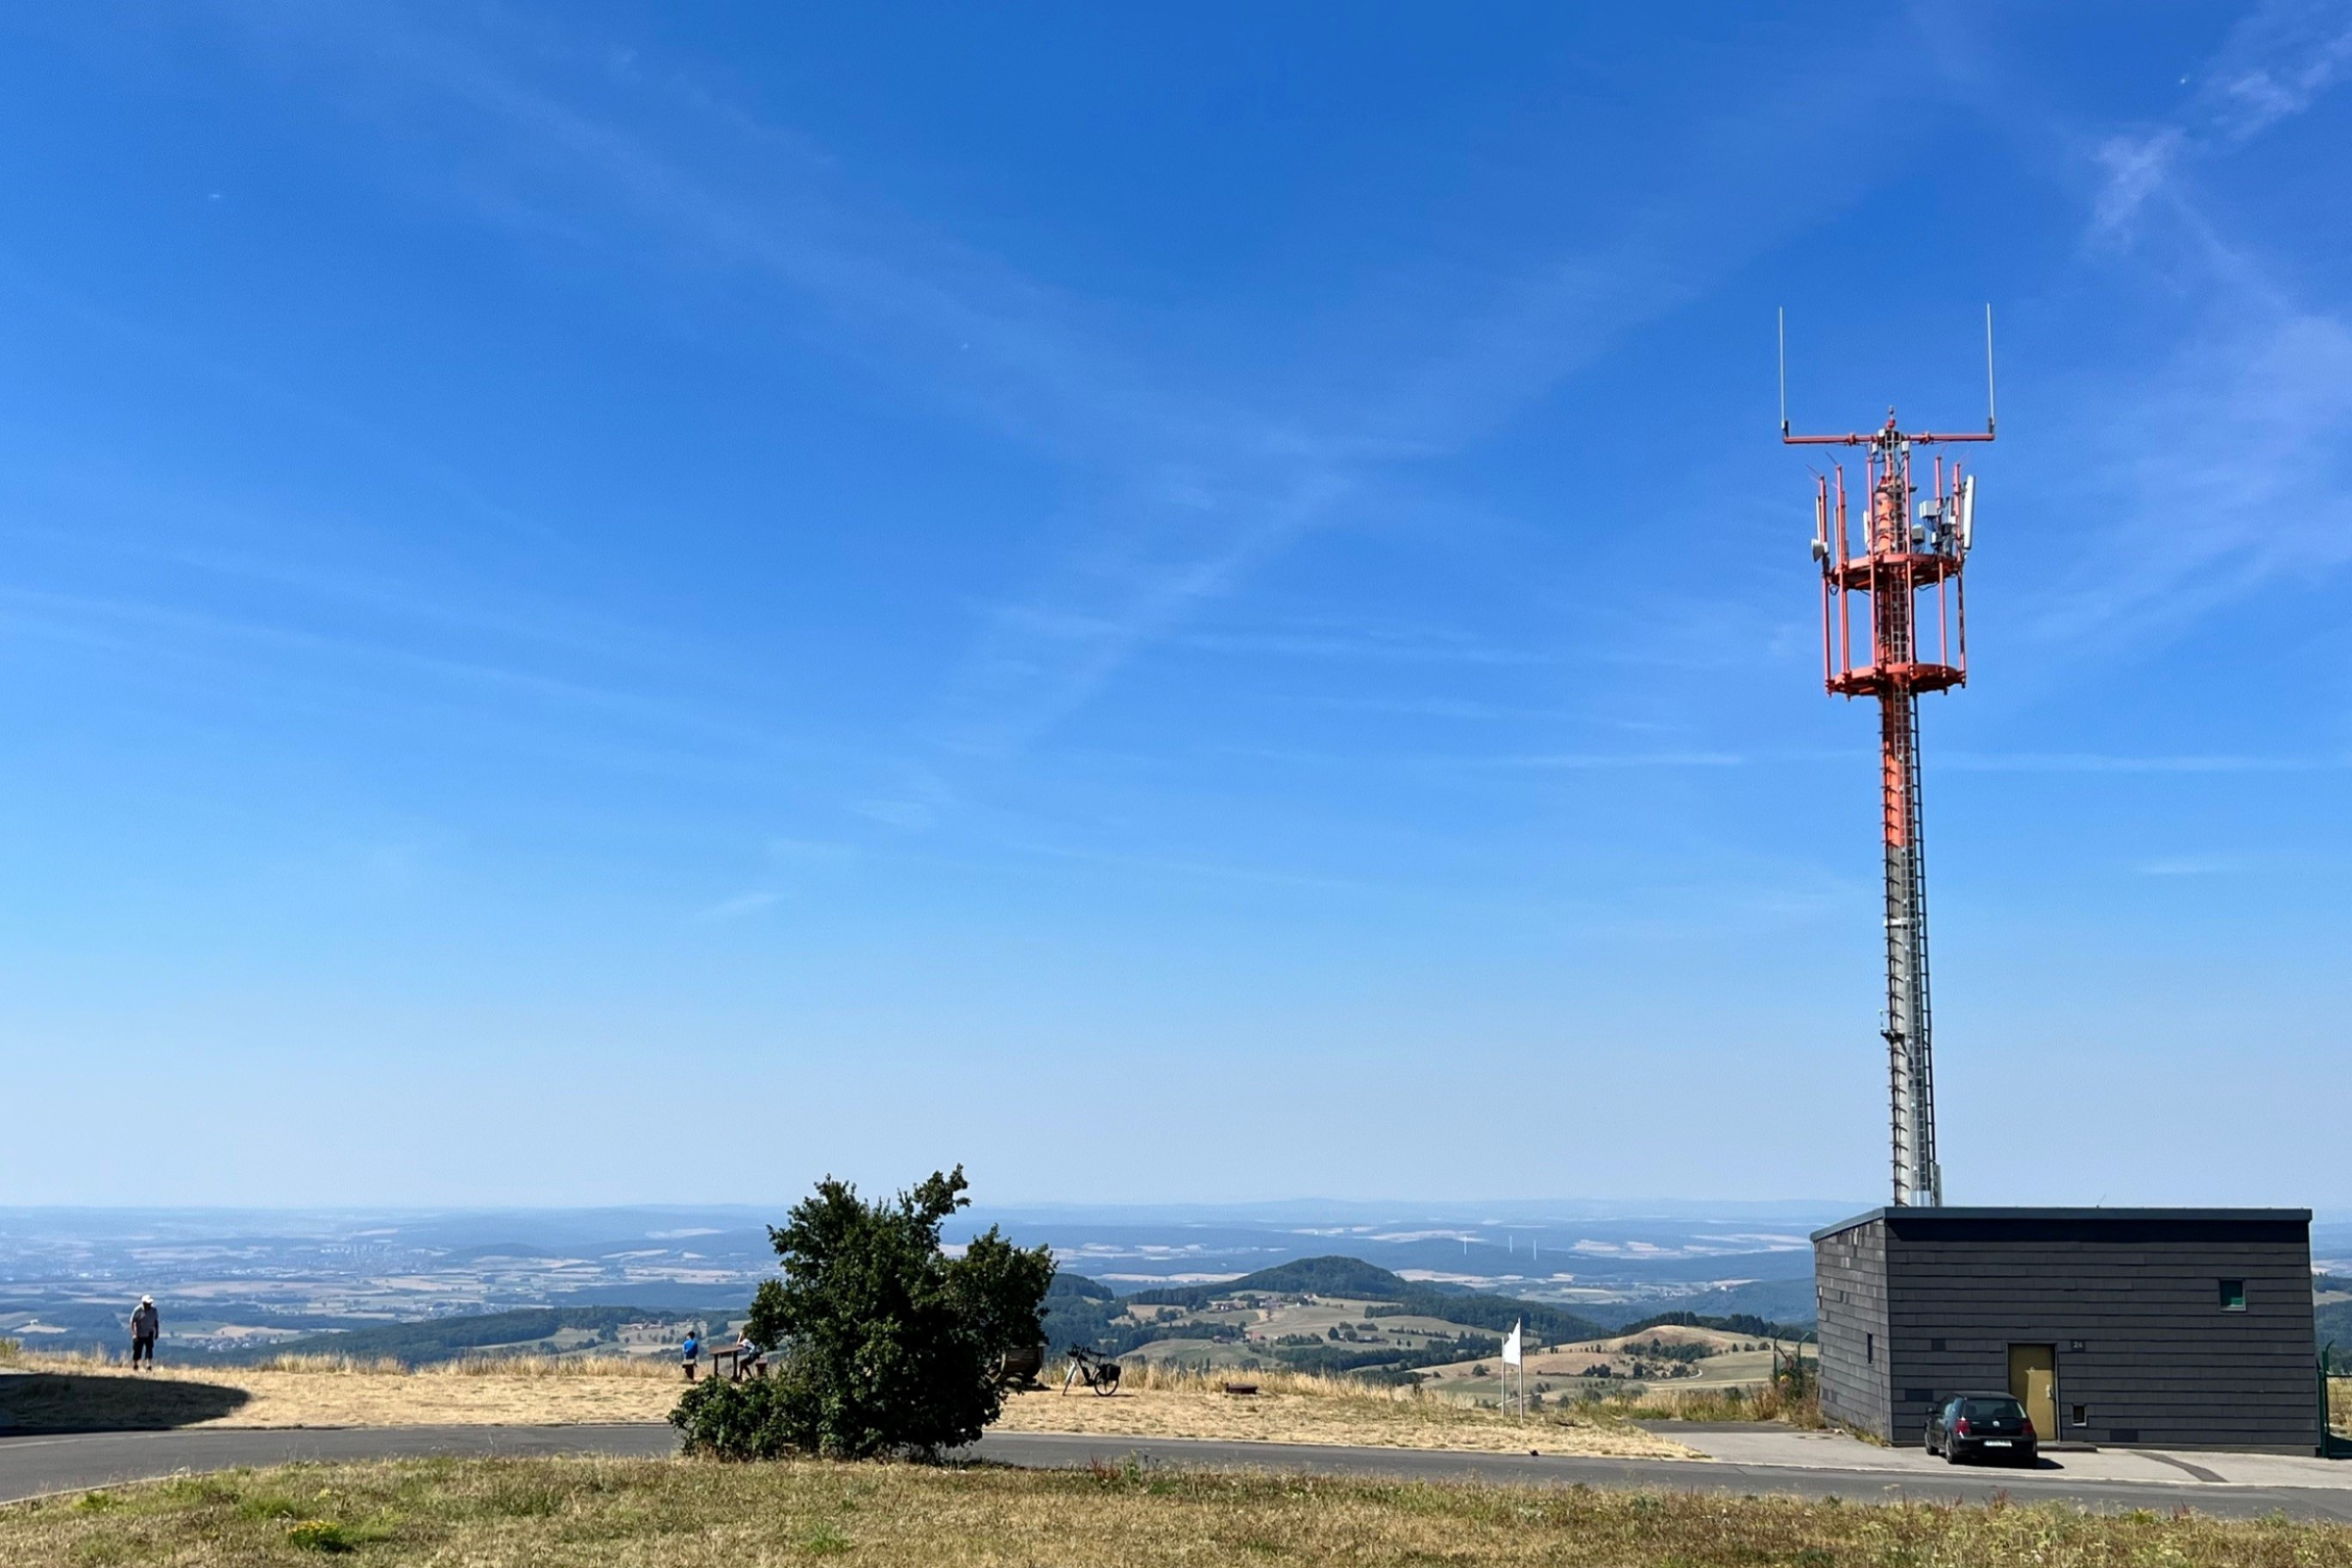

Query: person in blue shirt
680;1329;701;1382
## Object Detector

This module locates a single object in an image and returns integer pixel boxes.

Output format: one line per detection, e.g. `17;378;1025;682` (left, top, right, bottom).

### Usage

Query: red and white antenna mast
1782;308;1995;1208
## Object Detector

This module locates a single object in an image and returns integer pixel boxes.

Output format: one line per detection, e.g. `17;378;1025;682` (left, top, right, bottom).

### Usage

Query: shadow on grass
0;1371;251;1432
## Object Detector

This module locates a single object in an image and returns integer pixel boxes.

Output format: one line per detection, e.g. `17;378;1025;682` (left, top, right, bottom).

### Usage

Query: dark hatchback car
1926;1394;2039;1465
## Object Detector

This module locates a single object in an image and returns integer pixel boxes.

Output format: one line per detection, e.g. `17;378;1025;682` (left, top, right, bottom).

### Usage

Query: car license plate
1984;1440;2012;1447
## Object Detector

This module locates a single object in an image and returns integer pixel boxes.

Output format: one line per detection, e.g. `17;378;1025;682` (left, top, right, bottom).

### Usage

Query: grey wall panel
1814;1217;1892;1439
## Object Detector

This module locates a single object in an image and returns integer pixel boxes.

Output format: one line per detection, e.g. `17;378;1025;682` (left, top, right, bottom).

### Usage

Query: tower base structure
1813;1207;2323;1453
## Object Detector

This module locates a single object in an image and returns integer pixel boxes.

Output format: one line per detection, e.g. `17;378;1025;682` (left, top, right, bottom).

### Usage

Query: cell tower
1781;309;1995;1208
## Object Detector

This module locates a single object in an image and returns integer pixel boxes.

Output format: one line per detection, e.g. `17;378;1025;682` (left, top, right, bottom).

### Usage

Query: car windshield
1959;1398;2025;1422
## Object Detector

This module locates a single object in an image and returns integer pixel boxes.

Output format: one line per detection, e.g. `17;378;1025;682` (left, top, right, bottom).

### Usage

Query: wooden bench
705;1347;767;1381
994;1345;1046;1391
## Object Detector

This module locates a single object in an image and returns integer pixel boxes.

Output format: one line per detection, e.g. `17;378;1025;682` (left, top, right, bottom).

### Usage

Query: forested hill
1037;1271;1124;1356
2318;1283;2350;1356
1186;1256;1411;1300
1124;1254;1609;1345
1613;1309;1816;1343
226;1306;689;1366
1121;1255;1425;1308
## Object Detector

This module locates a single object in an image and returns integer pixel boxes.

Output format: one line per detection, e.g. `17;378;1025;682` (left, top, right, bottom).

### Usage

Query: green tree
672;1165;1054;1460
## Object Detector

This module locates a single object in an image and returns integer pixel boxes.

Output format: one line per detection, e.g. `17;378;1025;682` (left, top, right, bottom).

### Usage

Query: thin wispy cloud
1193;743;1748;776
2088;129;2186;241
1005;839;1378;896
852;797;942;833
0;254;565;553
2034;301;2352;655
1177;621;1554;666
691;889;781;922
2001;0;2352;653
2137;854;2245;877
765;838;857;864
2199;0;2352;140
3;506;668;671
1940;752;2346;774
1274;695;1616;724
214;3;1925;792
2091;1;2352;241
1472;752;1746;772
0;581;864;781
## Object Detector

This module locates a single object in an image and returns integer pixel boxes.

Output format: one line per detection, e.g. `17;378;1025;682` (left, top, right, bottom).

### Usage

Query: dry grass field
5;1454;2345;1568
1537;1327;1777;1381
1602;1381;1826;1429
0;1351;678;1430
1411;1324;1788;1405
1113;1335;1263;1371
0;1355;1700;1455
995;1365;1699;1457
2331;1376;2349;1439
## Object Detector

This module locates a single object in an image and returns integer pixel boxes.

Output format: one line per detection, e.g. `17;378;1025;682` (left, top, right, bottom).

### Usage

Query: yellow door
2008;1345;2057;1437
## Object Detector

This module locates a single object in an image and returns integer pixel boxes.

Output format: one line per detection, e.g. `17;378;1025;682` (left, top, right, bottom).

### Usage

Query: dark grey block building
1813;1207;2320;1452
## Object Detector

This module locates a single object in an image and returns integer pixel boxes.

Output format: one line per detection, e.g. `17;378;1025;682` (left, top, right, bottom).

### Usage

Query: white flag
1501;1321;1523;1366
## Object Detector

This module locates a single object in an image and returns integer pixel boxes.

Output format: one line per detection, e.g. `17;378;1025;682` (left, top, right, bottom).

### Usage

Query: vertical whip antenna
1779;308;1790;437
1984;304;1997;436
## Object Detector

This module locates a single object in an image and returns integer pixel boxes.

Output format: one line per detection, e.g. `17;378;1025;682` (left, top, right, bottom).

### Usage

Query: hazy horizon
6;1200;2343;1358
6;1197;2347;1226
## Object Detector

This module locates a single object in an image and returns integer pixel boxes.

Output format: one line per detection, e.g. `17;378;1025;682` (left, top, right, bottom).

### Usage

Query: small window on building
1866;1333;1875;1364
2219;1279;2246;1311
2072;1404;2086;1428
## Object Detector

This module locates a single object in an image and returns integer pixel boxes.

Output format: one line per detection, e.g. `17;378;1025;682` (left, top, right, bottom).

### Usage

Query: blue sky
2;3;2346;1210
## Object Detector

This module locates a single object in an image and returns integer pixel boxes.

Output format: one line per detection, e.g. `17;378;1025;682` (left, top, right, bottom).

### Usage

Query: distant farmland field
1056;1255;1808;1400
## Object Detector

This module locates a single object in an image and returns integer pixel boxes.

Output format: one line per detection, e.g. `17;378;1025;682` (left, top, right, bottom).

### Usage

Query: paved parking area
1649;1422;2352;1490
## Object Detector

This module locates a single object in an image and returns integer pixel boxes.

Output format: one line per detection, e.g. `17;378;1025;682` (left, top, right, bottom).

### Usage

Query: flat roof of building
1811;1206;2313;1243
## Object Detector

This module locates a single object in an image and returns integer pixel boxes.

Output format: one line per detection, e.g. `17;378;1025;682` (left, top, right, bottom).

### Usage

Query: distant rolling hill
1122;1254;1609;1346
1038;1271;1126;1357
227;1306;698;1366
1045;1255;1813;1378
2318;1285;2350;1358
1582;1278;1818;1331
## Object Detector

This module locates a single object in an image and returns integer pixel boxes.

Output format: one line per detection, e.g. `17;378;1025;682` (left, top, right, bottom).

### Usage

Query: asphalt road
4;1425;2349;1523
0;1425;679;1505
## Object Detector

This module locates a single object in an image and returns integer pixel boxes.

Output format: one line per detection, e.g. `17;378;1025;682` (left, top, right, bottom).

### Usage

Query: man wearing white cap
129;1297;160;1370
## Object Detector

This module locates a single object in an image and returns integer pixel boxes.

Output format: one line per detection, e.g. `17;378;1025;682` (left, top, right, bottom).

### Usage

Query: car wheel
1944;1444;1963;1465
